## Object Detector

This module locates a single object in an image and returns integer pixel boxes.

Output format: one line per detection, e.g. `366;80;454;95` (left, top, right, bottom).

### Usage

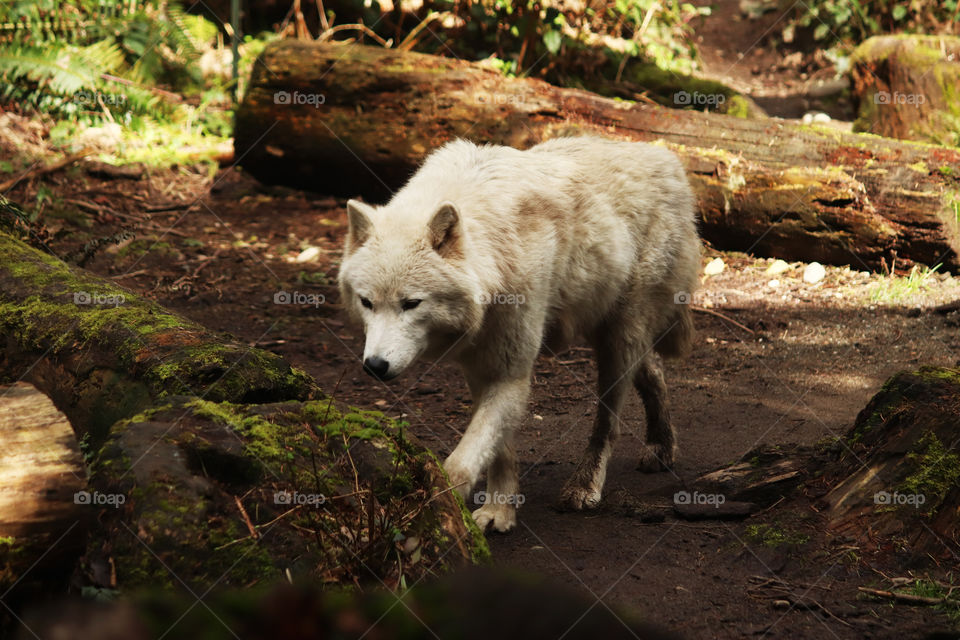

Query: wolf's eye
401;299;422;311
359;296;373;309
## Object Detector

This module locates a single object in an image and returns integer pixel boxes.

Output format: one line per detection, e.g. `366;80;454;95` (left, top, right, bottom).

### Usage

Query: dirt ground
11;159;950;639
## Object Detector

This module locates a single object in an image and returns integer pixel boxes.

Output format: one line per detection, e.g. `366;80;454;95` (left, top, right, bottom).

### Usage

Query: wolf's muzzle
363;356;393;380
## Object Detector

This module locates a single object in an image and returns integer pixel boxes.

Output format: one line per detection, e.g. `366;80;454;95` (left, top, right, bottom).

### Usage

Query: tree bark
235;41;960;272
851;35;960;147
822;367;960;560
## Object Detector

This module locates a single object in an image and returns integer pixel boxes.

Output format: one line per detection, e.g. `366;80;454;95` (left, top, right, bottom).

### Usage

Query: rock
295;246;321;263
704;257;726;276
765;259;790;275
803;262;826;284
851;35;960;146
801;112;831;124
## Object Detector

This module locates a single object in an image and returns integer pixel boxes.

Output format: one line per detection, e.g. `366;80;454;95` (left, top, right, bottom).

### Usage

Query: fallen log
0;230;487;630
235;42;960;272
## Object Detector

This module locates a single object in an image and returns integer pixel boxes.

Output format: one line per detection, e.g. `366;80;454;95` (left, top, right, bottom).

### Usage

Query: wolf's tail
655;304;694;359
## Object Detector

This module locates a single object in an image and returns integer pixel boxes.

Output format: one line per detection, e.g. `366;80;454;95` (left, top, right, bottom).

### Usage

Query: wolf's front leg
471;434;519;533
443;376;529;531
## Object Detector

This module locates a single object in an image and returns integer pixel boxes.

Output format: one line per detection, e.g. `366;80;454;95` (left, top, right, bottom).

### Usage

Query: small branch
932;300;960;315
691;305;756;335
858;586;954;606
319;23;392;47
0;149;94;192
234;495;260;539
397;12;453;51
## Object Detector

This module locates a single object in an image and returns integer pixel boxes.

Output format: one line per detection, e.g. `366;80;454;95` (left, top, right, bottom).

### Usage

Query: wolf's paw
472;503;516;533
443;459;474;499
637;444;675;473
556;485;602;511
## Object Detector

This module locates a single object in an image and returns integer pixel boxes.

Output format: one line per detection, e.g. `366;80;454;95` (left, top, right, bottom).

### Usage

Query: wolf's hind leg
635;354;678;472
472;432;519;533
557;334;632;511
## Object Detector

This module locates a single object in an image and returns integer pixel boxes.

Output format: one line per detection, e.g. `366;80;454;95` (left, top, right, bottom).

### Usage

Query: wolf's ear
346;199;375;249
427;202;461;257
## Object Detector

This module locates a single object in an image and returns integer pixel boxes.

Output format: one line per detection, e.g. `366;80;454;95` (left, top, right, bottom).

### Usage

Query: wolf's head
337;199;484;381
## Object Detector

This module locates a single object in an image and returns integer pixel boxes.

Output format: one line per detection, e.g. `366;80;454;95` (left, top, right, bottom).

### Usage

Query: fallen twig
858;586;956;606
319;23;392;47
234;495;260;539
692;305;756;335
0;149;94;192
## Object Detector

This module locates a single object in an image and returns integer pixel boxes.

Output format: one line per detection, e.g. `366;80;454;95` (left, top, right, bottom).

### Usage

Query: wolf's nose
363;356;390;380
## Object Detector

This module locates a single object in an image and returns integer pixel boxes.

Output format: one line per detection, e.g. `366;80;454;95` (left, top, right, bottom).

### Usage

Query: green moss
117;239;175;259
899;431;960;515
724;94;751;119
744;523;809;547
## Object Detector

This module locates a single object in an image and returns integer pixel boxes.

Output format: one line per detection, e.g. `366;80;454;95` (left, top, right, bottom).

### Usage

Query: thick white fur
338;136;701;533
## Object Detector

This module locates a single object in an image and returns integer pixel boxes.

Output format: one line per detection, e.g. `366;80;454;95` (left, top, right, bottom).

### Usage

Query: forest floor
13;160;956;639
4;1;960;637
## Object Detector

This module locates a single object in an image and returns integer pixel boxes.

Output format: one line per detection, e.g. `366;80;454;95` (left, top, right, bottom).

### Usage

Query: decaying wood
0;382;86;604
235;41;960;271
823;366;960;560
851;35;960;146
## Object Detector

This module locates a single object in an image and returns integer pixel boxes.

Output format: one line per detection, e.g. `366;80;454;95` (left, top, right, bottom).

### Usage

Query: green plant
869;264;941;303
744;523;809;547
329;0;707;79
782;0;960;46
0;0;202;124
0;0;263;168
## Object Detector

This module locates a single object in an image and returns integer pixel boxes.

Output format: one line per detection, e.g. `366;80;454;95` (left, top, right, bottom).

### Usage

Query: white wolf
338;136;700;533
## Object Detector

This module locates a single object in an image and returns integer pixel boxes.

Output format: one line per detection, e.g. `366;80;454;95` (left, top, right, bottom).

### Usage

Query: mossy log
0;231;315;443
235;42;960;272
0;231;486;628
822;366;960;560
852;35;960;147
